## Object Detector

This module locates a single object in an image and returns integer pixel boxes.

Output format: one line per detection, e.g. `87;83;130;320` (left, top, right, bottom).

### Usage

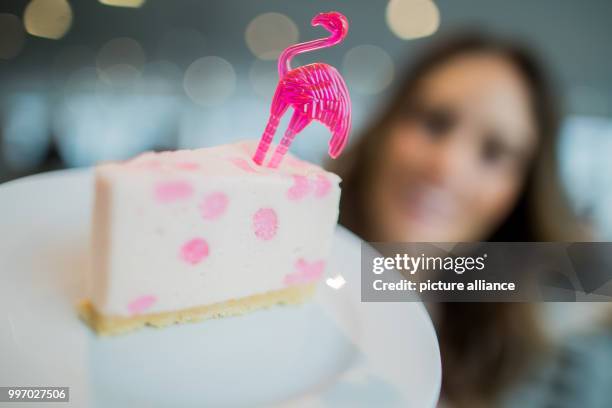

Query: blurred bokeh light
23;0;73;40
342;45;395;94
96;37;146;76
245;13;299;60
386;0;440;40
98;0;146;8
183;56;236;107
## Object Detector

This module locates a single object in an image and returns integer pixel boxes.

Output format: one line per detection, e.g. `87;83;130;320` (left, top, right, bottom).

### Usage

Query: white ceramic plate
0;169;440;408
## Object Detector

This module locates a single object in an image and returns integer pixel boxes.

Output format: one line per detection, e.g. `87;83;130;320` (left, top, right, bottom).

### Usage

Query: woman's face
370;52;538;242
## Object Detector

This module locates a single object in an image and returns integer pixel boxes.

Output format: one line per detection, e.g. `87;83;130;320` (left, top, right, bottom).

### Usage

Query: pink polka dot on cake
313;174;332;198
127;295;156;315
287;175;311;201
253;208;278;240
180;238;210;264
199;192;229;220
283;259;326;286
154;181;193;203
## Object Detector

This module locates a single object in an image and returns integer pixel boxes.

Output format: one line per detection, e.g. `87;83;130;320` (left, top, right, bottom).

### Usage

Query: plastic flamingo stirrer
252;11;352;168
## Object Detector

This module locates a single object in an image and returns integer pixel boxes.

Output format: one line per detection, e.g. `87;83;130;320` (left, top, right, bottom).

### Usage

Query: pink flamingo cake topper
252;11;352;168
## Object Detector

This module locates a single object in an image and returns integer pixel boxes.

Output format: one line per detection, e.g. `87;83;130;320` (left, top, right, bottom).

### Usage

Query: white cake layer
90;140;341;317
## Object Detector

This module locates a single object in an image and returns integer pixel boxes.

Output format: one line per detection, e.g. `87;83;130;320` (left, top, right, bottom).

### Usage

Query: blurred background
0;0;610;239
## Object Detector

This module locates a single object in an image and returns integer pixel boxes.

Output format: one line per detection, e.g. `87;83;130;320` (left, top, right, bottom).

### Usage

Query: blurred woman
329;33;584;407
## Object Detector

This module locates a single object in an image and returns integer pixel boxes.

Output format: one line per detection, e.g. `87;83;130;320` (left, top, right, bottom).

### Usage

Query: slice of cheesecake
79;140;340;335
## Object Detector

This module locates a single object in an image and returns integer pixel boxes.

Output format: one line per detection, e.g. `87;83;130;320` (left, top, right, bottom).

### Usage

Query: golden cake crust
78;283;316;336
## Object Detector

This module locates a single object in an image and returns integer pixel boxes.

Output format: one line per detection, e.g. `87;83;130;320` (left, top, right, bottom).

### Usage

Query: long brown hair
328;33;583;406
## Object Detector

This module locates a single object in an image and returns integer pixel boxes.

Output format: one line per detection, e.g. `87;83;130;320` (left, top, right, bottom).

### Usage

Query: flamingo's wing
302;65;351;158
279;64;352;158
327;72;351;158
